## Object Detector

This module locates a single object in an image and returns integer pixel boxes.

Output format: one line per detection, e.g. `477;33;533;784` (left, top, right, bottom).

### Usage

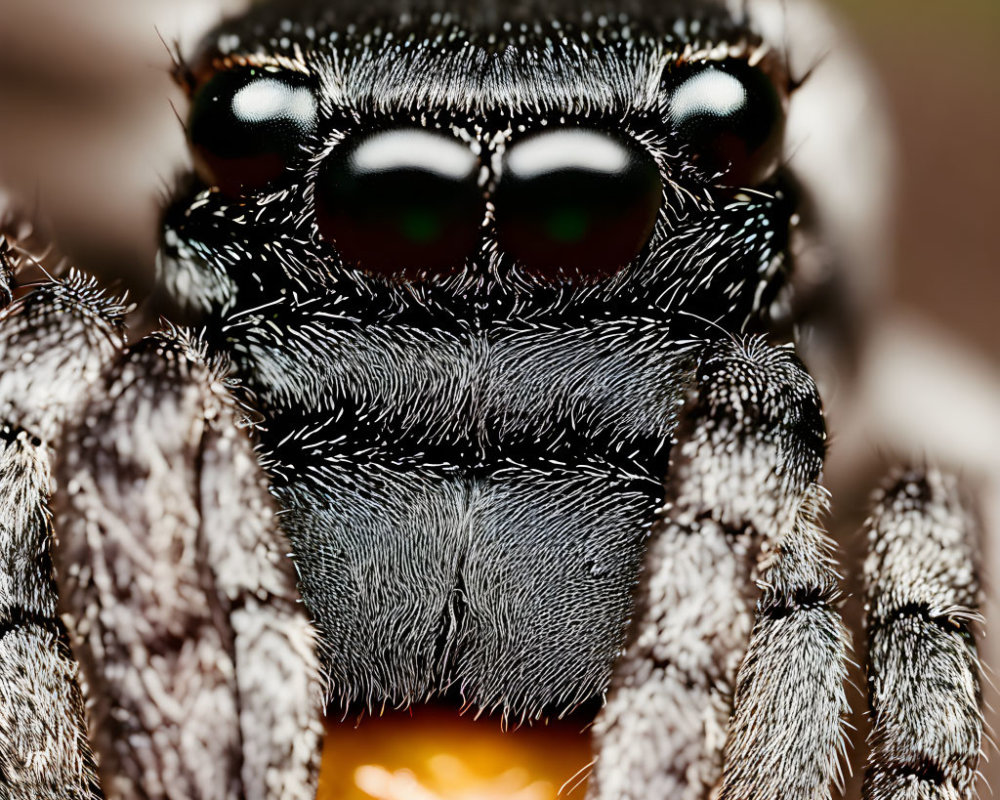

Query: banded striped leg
589;339;849;800
52;330;323;800
719;492;849;799
0;427;102;799
0;265;323;798
0;273;126;799
862;470;982;799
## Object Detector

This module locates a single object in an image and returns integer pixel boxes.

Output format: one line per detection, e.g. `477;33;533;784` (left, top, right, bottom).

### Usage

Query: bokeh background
0;0;997;795
837;0;998;363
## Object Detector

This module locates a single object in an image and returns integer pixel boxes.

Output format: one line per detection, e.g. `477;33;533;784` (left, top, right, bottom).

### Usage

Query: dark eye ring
314;128;484;280
493;128;664;283
667;58;786;186
188;67;318;195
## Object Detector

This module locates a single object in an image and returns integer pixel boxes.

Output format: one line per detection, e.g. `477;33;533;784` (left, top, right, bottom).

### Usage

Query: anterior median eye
315;129;483;280
189;68;318;195
493;129;663;282
668;59;785;187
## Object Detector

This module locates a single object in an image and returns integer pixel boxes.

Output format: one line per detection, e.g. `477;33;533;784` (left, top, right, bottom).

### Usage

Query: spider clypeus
0;0;990;799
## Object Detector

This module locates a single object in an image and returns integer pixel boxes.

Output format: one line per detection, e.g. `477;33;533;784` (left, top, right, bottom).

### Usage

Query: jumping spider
0;1;987;799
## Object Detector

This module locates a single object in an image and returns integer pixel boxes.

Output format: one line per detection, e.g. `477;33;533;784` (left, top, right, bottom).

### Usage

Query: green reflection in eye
315;128;483;279
399;209;443;244
494;128;663;282
546;209;589;243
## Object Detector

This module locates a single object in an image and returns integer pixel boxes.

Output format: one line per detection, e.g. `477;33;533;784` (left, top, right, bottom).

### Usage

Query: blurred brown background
838;0;999;363
0;0;997;795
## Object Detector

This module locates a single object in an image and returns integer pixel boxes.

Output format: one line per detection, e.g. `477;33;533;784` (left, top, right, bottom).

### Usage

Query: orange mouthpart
317;706;593;800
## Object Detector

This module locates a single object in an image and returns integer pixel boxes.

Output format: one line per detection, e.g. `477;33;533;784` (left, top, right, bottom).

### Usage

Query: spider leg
589;338;849;800
0;269;126;799
0;427;102;799
862;469;982;799
52;328;323;800
0;255;322;798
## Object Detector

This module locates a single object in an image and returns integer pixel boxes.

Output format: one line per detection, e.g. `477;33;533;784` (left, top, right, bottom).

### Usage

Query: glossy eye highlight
494;129;663;282
315;129;483;280
668;59;785;186
189;68;318;195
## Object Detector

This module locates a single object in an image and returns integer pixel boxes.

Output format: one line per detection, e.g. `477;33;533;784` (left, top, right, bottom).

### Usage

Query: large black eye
315;129;483;280
189;68;318;195
493;129;663;282
668;59;785;186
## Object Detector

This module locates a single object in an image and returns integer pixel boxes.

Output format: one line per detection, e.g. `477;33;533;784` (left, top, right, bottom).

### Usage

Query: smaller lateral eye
188;68;318;195
668;59;785;186
494;129;663;283
315;129;483;280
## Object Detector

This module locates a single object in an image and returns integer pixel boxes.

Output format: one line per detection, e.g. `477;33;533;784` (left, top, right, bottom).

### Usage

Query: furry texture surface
0;428;100;799
588;338;847;800
0;267;321;799
0;0;985;798
0;277;123;798
862;471;982;799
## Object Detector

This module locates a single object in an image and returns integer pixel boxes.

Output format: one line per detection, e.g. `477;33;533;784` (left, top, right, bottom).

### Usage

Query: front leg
53;330;323;800
0;260;125;799
0;425;102;800
0;246;323;798
589;339;849;800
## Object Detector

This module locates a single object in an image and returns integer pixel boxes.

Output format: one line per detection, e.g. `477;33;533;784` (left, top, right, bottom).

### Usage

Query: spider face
161;0;795;718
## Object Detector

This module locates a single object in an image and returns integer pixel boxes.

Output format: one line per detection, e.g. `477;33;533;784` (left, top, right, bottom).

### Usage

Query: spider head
158;0;800;731
161;0;793;325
